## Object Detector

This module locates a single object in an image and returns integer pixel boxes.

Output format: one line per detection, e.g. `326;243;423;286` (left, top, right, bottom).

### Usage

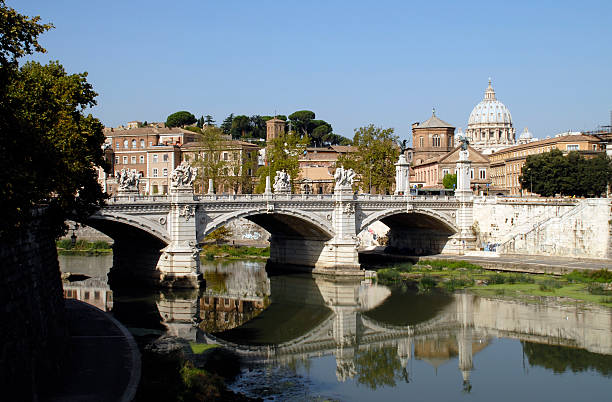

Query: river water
59;255;612;401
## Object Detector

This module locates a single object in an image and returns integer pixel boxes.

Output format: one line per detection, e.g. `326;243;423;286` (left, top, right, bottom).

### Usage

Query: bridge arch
360;208;458;233
203;208;335;242
360;208;458;255
87;210;170;244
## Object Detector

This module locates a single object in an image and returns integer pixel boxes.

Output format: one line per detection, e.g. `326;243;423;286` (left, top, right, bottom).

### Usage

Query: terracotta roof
181;140;259;149
416;113;454;129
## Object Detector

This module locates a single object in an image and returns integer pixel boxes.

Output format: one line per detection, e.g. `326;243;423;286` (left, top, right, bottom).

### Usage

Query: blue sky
12;0;612;142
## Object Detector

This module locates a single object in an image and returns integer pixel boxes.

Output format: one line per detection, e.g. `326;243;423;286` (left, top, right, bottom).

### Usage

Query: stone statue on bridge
171;161;197;188
334;166;356;191
273;170;291;193
116;168;140;192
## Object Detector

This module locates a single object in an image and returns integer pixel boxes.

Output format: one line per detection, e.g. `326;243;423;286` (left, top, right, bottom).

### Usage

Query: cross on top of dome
484;78;496;101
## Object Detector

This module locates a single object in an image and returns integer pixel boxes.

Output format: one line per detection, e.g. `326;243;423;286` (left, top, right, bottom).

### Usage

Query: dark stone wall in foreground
0;215;67;400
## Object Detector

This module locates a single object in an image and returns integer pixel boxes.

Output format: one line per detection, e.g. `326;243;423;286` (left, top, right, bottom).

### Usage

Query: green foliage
189;343;218;354
166;110;196;128
220;113;234;134
255;132;309;193
0;1;53;67
354;346;405;390
538;279;563;292
288;110;315;136
417;259;481;270
205;226;233;244
1;52;106;238
376;268;402;285
522;341;612;377
337;125;399;194
520;149;612;197
442;173;457;189
443;277;474;292
417;275;437;292
230;114;250;139
565;269;612;283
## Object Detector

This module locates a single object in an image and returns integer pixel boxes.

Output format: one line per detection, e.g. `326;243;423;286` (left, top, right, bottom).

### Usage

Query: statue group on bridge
171;161;197;188
334;166;356;190
273;170;291;193
116;168;141;191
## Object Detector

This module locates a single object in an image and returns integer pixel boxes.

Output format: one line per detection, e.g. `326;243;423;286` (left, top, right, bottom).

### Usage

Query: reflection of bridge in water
156;263;612;384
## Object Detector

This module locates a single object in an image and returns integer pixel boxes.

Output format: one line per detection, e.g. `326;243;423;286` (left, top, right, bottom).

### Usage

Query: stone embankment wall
0;215;67;398
473;197;611;259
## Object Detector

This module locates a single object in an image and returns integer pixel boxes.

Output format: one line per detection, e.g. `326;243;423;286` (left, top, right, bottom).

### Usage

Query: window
153;168;158;177
593;144;597;151
162;168;168;177
130;156;135;163
140;139;145;148
152;184;158;194
122;156;128;164
442;169;450;177
115;156;119;164
432;135;440;147
123;140;128;148
149;141;153;146
479;168;486;180
470;168;474;179
163;154;168;162
139;155;144;163
131;139;136;148
566;144;579;151
116;141;120;149
153;154;158;163
419;137;424;147
223;152;228;161
247;168;252;176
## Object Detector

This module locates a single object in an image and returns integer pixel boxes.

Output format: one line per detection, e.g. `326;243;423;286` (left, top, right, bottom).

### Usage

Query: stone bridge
85;186;476;287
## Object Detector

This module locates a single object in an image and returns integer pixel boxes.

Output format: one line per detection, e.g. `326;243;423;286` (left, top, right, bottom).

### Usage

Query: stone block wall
473;197;611;259
0;215;67;399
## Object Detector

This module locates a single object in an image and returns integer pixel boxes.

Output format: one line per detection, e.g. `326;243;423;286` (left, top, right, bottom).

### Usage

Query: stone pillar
207;178;214;195
394;154;410;195
156;184;201;288
316;180;360;272
446;150;476;254
264;176;272;194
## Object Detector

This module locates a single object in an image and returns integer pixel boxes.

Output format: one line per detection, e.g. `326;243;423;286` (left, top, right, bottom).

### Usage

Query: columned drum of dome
466;79;516;154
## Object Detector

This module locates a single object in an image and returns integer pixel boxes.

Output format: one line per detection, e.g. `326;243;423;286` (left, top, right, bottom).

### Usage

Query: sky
11;0;612;143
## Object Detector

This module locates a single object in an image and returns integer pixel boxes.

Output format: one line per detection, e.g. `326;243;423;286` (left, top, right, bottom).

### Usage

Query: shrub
418;275;437;292
538;280;562;292
489;274;506;285
377;268;401;285
417;259;481;271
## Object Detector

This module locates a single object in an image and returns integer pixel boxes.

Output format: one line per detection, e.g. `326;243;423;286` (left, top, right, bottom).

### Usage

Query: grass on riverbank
373;260;612;307
56;239;112;256
190;342;218;354
200;244;269;261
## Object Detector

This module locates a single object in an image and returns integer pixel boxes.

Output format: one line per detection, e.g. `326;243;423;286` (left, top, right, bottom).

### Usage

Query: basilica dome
465;79;516;154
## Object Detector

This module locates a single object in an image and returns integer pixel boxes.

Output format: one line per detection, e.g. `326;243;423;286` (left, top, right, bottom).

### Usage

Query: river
59;255;612;401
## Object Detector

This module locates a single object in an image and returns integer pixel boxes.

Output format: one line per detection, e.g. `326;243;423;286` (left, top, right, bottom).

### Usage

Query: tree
288;110;315;136
204;115;215;126
192;127;228;194
205;226;232;245
250;115;267;139
354;346;405;390
220;113;234;134
231;115;250;139
0;3;105;238
337;125;399;194
442;173;457;189
520;149;612;197
166;110;196;128
196;115;204;128
255;132;309;193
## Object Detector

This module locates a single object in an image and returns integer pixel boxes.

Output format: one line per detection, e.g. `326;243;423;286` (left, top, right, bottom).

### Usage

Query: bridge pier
156;185;201;288
444;149;476;254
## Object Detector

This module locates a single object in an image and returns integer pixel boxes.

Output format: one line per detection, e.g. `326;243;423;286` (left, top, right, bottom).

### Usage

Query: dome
519;127;533;140
468;79;512;126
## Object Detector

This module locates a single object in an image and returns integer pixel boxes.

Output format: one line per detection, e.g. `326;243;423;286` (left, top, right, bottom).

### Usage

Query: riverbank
372;259;612;307
200;244;269;261
56;239;112;256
